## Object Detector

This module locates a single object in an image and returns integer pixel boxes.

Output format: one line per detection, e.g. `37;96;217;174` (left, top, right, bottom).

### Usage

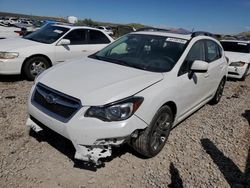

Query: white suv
220;40;250;80
26;30;228;164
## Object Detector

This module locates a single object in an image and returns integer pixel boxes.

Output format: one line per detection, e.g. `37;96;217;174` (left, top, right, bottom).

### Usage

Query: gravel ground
0;75;249;188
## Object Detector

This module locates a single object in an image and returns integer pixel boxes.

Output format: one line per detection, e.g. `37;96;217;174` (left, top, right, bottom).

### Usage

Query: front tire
132;105;173;158
23;56;50;81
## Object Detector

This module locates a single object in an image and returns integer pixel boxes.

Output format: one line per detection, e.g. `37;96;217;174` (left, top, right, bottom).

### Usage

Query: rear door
204;40;226;95
86;29;112;54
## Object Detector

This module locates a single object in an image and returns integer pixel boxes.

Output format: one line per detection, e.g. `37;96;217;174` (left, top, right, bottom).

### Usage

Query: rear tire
132;105;173;158
210;78;226;105
23;56;50;81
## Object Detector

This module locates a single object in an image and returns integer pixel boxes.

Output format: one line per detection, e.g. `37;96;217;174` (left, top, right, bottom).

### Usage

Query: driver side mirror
57;39;71;46
190;60;208;73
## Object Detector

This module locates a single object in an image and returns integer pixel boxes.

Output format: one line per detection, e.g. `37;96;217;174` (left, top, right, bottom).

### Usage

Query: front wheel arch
21;54;52;75
132;105;174;158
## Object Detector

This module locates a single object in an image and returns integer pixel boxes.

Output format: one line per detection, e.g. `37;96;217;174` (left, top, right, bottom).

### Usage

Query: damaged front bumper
26;100;148;164
227;65;247;79
26;117;127;164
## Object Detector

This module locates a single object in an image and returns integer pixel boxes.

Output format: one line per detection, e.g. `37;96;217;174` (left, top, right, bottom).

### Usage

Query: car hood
37;57;164;105
0;37;39;51
225;51;250;63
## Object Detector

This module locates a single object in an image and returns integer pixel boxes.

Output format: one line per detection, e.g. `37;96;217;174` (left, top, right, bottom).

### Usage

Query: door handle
82;50;88;52
204;73;209;78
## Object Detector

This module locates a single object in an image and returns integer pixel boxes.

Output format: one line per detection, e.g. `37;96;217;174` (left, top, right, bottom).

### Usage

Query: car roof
220;40;250;44
53;24;101;31
131;31;192;40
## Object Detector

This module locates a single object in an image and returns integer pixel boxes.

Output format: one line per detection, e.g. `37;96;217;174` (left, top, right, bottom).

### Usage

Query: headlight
0;52;19;59
229;61;245;67
85;97;144;121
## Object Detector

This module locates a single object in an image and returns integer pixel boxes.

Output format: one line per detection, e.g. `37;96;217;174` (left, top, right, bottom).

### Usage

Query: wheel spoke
150;112;172;151
30;69;37;76
29;61;47;76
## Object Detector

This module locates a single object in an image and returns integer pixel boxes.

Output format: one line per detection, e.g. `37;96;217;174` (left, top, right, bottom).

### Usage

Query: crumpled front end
26;83;148;164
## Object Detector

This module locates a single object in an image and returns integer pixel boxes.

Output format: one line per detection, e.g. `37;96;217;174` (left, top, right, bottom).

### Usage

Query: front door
55;29;88;63
175;40;212;119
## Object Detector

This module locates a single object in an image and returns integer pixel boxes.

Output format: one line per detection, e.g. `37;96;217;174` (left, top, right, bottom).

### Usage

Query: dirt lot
0;75;249;188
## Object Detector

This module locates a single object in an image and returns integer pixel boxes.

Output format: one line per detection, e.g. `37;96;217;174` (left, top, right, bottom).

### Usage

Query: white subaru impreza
26;30;228;164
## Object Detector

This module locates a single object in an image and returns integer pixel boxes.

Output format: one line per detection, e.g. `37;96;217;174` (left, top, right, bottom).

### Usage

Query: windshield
24;25;69;44
221;41;250;53
92;34;188;72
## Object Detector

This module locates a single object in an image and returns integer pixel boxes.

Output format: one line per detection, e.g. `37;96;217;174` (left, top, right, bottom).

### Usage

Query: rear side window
206;40;222;62
88;30;110;44
63;29;87;45
179;40;206;75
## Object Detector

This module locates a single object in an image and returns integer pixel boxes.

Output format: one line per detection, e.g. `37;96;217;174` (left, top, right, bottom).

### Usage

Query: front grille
31;83;82;123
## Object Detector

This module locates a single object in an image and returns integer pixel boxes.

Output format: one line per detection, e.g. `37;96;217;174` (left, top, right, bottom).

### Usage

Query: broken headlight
229;61;245;67
85;97;144;121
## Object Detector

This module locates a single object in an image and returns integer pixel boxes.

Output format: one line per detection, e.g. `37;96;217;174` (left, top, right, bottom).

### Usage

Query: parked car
97;26;114;35
14;20;68;37
26;30;228;164
3;17;20;26
0;24;114;80
221;40;250;80
13;20;33;29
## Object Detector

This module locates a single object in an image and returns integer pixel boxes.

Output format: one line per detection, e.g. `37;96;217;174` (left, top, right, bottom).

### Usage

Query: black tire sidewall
146;106;173;157
210;78;225;105
215;79;225;102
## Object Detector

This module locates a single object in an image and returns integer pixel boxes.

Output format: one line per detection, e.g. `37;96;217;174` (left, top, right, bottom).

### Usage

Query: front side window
88;30;110;44
63;29;87;45
24;25;69;44
179;40;206;75
206;40;221;62
91;34;188;72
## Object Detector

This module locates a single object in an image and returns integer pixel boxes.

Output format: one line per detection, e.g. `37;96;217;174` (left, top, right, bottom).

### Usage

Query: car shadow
201;138;250;187
29;127;139;171
0;75;24;82
168;162;183;188
226;77;246;82
242;110;250;125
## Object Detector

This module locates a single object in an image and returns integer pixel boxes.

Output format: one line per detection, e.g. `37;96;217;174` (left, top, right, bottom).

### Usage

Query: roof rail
136;27;171;32
191;31;215;38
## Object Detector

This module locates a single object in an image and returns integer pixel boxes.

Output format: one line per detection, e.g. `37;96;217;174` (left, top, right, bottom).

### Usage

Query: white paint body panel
27;34;228;162
225;51;250;79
